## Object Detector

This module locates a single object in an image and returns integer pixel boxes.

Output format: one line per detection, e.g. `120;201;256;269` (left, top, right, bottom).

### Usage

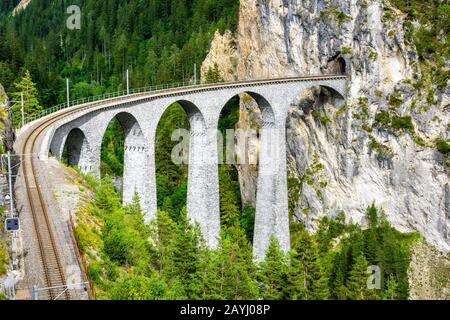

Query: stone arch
319;85;346;101
284;83;347;244
244;91;276;125
110;111;145;140
214;90;277;177
219;91;276;126
98;111;148;175
289;85;346;117
62;128;89;167
100;111;151;215
154;99;220;247
215;91;278;244
153;99;206;167
175;99;206;133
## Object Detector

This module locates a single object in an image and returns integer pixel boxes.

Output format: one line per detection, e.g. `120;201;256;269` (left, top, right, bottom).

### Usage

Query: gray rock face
202;0;450;253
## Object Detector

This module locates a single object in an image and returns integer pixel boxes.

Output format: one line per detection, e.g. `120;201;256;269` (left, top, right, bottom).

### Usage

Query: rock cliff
202;0;450;253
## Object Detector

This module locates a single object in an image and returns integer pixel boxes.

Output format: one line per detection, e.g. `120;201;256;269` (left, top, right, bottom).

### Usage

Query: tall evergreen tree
346;254;378;300
258;237;289;300
171;209;207;299
288;227;329;300
151;210;178;276
383;274;399;300
205;63;222;82
218;165;241;227
11;69;42;126
364;204;380;264
204;227;258;299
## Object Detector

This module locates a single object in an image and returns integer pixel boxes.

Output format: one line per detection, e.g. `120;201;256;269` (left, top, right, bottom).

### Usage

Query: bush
108;274;185;300
312;110;331;124
374;111;390;127
0;245;8;276
374;111;414;132
435;137;450;154
391;115;414;131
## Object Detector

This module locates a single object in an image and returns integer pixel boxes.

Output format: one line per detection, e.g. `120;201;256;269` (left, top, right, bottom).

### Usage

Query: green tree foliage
204;227;258;299
75;172;419;300
205;63;222;82
239;206;255;242
383;274;399;300
218;165;241;227
170;212;207;299
151;210;178;275
258;237;289;300
346;254;375;300
0;240;9;276
100;118;125;177
288;225;329;300
11;69;42;126
0;0;240;108
108;274;184;300
435;136;450;155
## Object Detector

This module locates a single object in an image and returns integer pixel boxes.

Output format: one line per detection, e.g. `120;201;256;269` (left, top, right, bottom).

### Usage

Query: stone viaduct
42;77;346;260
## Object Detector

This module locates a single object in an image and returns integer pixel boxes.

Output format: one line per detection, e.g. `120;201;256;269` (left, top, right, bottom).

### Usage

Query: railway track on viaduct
17;75;346;300
21;116;69;300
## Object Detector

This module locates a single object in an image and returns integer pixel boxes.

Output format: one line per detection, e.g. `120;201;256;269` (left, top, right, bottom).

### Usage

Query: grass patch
391;115;414;131
435;136;450;155
312;110;331;125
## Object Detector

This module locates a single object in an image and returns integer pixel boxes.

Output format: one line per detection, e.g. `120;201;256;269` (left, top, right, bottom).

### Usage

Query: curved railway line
17;75;346;300
22;117;70;300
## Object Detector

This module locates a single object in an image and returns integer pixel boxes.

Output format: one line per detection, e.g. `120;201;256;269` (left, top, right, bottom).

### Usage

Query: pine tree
204;226;258;299
219;165;241;227
350;228;365;263
367;202;378;228
95;176;121;213
364;204;380;264
329;238;351;299
258;237;289;300
346;254;378;300
123;192;153;272
287;228;329;300
11;69;42;126
171;209;207;299
383;274;399;300
205;63;222;82
149;210;178;276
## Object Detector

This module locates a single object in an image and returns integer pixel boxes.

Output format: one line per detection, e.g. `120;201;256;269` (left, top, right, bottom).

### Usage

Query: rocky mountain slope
202;0;449;254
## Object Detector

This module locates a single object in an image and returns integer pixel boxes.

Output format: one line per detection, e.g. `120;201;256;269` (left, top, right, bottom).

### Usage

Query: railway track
18;75;346;300
21;109;85;300
20;100;109;299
